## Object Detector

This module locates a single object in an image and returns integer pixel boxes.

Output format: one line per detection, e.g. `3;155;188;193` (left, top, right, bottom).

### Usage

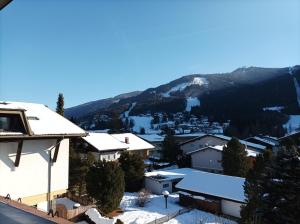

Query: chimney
125;137;129;144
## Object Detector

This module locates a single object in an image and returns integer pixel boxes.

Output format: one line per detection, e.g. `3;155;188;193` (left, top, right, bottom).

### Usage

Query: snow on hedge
164;209;237;224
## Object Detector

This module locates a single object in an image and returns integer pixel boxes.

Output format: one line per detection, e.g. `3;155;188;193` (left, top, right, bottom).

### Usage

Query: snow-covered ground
129;115;155;134
115;193;182;224
114;193;236;224
186;97;200;112
164;209;237;224
262;106;284;112
283;115;300;133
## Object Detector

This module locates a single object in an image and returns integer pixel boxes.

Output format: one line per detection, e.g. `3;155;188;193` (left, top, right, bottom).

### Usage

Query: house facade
180;134;266;155
0;102;86;212
80;132;128;161
138;134;165;160
187;145;259;173
112;133;155;159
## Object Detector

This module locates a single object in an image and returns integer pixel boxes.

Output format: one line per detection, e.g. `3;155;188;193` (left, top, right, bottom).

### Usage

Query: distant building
186;145;259;173
78;132;155;161
112;133;155;159
244;136;279;150
180;134;266;155
0;101;86;212
138;134;165;160
79;133;128;161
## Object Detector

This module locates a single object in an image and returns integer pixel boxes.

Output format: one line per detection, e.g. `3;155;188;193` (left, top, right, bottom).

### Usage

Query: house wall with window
181;136;227;154
145;177;173;194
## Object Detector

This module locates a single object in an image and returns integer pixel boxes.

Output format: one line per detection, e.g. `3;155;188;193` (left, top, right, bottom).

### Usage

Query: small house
112;133;155;159
80;133;128;161
175;170;246;218
180;134;266;155
187;145;259;173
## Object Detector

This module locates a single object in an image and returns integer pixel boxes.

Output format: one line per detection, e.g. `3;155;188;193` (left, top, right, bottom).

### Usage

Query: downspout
47;137;65;212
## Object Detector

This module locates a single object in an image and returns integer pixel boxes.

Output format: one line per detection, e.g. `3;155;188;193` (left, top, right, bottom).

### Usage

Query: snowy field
114;193;236;224
283;115;300;133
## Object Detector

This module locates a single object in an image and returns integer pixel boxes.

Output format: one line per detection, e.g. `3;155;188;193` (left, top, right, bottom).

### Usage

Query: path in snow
185;97;200;112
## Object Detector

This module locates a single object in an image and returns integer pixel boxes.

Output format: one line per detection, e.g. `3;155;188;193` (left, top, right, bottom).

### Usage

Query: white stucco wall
145;177;172;194
92;151;121;161
191;148;223;172
0;139;69;201
221;199;243;218
181;136;227;154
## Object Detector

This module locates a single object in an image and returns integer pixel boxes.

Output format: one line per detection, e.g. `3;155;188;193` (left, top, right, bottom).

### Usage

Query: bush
136;189;150;207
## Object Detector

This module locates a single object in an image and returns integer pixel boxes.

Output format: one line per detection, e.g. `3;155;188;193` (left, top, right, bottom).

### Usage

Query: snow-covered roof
181;134;266;151
83;133;128;151
112;133;155;151
138;134;165;142
145;168;192;180
0;101;86;137
186;145;260;157
246;136;277;146
175;170;246;203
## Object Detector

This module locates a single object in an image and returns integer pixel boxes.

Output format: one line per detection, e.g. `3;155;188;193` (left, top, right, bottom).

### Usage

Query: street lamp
162;190;169;209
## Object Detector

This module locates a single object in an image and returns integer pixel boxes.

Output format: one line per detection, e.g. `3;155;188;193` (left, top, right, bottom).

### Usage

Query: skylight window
0;113;26;133
27;116;39;120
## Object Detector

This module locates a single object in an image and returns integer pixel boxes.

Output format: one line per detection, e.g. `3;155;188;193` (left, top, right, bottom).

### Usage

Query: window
163;183;169;188
0;113;26;133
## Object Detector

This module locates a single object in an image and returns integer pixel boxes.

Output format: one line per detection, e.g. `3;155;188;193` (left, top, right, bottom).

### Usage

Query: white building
145;168;245;218
175;170;246;218
111;133;155;159
81;133;128;161
145;168;190;194
0;101;86;211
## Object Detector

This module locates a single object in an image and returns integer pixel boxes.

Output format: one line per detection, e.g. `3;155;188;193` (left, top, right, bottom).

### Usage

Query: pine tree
240;150;272;224
259;147;300;224
222;137;251;177
119;151;145;192
86;160;125;214
69;146;95;195
162;131;180;162
56;93;64;116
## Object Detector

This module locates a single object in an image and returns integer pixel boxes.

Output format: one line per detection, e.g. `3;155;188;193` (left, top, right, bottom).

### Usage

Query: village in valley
1;1;300;224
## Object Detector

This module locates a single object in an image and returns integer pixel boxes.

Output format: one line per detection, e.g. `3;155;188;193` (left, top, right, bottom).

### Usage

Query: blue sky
1;0;300;109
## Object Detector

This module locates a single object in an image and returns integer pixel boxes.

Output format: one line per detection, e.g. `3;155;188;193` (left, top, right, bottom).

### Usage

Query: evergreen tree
56;93;64;116
240;150;272;224
86;160;125;214
119;151;145;192
140;127;146;134
259;147;300;224
69;146;95;195
222;137;251;177
162;131;180;162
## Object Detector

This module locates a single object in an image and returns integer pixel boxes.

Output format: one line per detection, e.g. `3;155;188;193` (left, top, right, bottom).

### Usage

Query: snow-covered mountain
66;66;300;123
